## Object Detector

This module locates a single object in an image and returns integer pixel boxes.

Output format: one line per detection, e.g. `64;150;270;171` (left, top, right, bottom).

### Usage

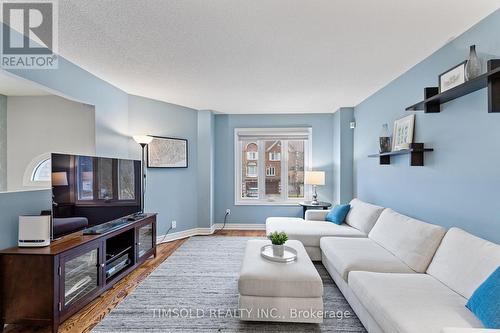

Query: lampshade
51;172;68;186
304;171;325;186
133;135;153;145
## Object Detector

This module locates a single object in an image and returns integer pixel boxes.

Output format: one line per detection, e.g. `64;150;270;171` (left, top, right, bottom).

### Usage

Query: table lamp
304;171;325;205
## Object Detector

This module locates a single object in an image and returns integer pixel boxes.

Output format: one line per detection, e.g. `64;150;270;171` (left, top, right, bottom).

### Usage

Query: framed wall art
147;136;188;168
439;61;466;93
392;114;415;151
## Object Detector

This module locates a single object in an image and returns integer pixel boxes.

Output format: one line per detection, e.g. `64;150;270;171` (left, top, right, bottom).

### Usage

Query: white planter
272;244;285;257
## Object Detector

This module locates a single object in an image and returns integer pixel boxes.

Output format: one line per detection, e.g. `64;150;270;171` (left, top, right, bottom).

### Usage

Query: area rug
93;236;366;332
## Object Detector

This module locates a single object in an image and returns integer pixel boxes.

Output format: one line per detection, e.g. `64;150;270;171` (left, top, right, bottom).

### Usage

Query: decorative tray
260;245;298;263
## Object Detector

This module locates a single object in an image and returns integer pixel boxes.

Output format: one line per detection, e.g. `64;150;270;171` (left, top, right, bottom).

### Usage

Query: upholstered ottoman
238;239;324;323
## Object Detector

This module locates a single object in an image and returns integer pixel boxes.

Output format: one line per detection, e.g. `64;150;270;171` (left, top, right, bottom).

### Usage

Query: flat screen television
51;153;142;238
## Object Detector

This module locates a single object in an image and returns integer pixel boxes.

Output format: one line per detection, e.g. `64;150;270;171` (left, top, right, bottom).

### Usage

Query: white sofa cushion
426;227;500;299
320;237;414;281
441;329;497;333
265;217;305;229
349;272;483;333
345;198;385;234
266;217;366;247
304;209;330;221
238;240;323;298
368;208;446;273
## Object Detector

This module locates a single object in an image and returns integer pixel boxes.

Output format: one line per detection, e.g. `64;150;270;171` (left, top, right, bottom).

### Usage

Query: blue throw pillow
325;204;351;225
466;266;500;329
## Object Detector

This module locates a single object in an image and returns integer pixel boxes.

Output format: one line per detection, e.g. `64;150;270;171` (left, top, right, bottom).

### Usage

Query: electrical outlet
171;220;177;229
226;209;231;215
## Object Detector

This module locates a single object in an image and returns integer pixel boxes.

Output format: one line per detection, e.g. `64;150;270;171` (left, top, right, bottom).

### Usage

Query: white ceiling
56;0;500;114
0;71;50;96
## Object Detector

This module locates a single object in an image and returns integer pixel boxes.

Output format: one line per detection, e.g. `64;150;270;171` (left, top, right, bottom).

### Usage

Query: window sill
234;200;305;206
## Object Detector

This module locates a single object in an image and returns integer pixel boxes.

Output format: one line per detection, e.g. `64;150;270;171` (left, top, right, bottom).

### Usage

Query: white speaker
18;215;51;247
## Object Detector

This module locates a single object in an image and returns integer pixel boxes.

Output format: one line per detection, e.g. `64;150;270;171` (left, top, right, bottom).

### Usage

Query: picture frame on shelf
392;114;415;151
147;136;188;168
439;61;466;93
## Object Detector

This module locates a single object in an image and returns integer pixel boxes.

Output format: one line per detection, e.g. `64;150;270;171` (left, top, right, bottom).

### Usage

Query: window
32;158;51;182
266;166;276;176
288;141;305;198
246;151;258;160
269;152;281;161
235;128;311;205
247;163;257;177
23;153;52;188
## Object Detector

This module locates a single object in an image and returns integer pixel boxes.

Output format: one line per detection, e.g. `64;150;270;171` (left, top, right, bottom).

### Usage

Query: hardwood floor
210;229;265;237
4;230;265;333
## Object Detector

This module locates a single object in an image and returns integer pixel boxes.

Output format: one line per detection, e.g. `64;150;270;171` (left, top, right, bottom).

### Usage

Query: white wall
6;95;96;191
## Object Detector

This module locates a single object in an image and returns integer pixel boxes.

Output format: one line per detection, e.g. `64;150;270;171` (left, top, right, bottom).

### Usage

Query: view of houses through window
77;156;136;203
236;128;310;204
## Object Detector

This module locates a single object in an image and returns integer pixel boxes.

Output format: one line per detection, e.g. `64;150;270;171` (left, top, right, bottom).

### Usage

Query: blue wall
127;95;202;235
0;190;51;248
354;10;500;243
214;113;335;225
0;94;6;191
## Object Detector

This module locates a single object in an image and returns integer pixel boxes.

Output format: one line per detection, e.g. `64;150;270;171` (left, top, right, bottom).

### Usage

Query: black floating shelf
406;59;500;113
368;143;433;166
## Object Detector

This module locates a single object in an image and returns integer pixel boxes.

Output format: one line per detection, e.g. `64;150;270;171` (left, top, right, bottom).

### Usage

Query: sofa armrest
305;210;330;221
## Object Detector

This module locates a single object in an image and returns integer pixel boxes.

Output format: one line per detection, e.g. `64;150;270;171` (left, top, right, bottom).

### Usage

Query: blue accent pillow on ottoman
325;204;351;225
466;266;500;329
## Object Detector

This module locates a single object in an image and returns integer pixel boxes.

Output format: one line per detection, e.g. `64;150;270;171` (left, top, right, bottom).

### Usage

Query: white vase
272;244;284;257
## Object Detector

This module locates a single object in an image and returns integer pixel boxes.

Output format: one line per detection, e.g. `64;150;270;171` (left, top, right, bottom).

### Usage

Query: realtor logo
1;0;58;68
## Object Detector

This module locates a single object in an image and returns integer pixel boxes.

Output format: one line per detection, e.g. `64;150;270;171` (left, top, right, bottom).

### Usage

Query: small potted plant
268;231;288;257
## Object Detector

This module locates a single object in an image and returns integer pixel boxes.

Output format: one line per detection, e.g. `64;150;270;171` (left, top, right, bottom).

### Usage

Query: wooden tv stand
0;214;156;333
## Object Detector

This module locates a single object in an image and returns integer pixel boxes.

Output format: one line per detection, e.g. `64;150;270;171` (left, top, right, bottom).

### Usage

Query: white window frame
269;152;281;161
234;127;312;205
266;166;276;176
22;152;52;188
246;163;258;177
246;151;258;161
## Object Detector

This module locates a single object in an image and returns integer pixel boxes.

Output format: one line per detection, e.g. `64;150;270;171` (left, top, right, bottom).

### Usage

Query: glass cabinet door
137;223;154;260
62;245;101;308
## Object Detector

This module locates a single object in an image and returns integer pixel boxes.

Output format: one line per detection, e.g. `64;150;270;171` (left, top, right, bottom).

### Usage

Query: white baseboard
157;226;215;243
156;223;265;244
213;223;265;230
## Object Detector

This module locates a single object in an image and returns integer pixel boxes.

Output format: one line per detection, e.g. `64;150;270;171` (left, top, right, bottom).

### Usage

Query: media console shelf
406;59;500;113
368;143;433;166
0;214;156;333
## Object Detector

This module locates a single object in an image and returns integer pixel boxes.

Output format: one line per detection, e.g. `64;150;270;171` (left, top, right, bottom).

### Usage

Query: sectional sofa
265;199;500;333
